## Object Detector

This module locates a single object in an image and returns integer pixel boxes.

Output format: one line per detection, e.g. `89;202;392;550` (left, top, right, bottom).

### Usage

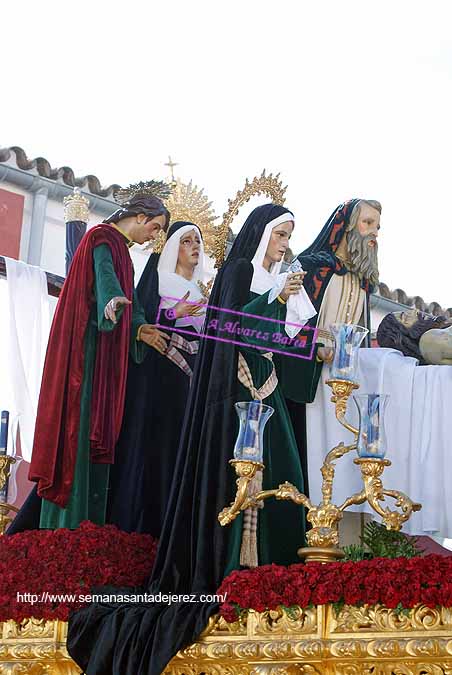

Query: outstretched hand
104;296;132;324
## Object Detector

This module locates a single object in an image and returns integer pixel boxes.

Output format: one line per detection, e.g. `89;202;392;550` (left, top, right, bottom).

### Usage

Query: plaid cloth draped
165;332;199;378
236;350;278;567
237;351;278;401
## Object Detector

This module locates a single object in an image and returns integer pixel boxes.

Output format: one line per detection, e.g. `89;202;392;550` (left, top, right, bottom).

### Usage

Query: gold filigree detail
166;178;218;258
358;664;452;675
63;188;90;224
330;604;452;635
252;607;319;637
1;612;452;675
197;278;214;300
147;228;167;254
354;458;422;530
214;170;287;267
3;619;56;640
0;457;15;494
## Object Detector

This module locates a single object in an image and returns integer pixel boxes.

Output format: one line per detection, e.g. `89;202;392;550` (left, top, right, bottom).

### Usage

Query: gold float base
2;604;452;675
0;618;81;675
165;603;452;675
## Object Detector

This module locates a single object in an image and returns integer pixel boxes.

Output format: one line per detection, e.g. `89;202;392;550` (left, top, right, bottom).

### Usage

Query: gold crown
63;188;90;223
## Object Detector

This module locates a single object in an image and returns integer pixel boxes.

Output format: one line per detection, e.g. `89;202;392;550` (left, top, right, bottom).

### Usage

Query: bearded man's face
346;204;380;286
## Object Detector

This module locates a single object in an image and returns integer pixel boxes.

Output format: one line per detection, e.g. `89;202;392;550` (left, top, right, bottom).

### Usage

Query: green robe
40;243;147;530
225;290;321;572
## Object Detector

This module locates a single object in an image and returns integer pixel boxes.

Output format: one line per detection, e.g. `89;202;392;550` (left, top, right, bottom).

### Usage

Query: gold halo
214;170;287;267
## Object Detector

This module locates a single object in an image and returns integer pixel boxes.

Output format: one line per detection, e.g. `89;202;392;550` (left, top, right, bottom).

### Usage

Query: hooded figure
107;221;210;536
68;203;317;675
279;199;382;406
298;198;381;336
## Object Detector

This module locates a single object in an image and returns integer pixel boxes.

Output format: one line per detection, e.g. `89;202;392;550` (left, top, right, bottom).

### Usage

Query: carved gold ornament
0;455;18;535
163;604;452;674
146;177;219;257
2;605;452;674
147;227;167;255
146;170;286;266
63;188;90;224
166;178;218;259
0;619;81;674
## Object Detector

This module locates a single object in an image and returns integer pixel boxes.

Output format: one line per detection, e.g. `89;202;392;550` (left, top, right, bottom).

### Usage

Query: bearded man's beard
346;228;379;286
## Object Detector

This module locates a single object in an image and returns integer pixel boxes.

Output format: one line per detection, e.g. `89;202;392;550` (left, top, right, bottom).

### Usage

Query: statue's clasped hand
279;272;306;302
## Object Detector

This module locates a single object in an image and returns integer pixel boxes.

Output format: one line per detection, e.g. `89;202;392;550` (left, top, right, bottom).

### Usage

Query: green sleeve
240;290;287;350
93;244;127;332
241;290;323;403
93;245;148;363
93;245;148;362
129;289;148;364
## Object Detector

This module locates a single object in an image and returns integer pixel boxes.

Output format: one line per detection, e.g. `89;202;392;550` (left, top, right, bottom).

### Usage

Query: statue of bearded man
336;200;380;289
297;199;381;361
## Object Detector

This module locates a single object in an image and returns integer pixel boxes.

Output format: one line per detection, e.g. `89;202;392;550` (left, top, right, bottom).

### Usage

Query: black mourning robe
67;204;307;675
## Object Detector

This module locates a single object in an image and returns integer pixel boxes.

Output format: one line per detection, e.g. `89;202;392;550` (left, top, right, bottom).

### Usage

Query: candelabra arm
326;379;359;436
273;481;312;510
338;489;367;512
337;416;359;437
218;460;264;526
321;442;356;504
355;458;422;531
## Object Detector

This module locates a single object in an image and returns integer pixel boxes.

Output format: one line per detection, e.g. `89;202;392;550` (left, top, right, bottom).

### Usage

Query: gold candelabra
219;379;421;563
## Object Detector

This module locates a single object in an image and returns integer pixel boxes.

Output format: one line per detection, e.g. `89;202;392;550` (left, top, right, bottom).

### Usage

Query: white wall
0;181;152;282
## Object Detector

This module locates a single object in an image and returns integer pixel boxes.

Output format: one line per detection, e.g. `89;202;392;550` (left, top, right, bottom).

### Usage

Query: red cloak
29;225;134;508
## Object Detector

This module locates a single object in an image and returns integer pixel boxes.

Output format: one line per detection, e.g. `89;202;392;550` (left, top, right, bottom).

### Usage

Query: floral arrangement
3;521;451;626
0;521;156;622
218;555;452;623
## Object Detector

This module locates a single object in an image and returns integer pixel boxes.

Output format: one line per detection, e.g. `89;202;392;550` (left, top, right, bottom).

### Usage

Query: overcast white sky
2;0;452;306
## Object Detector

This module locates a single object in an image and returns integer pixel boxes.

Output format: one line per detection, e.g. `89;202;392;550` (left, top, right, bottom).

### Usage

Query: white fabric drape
306;347;452;538
4;258;50;463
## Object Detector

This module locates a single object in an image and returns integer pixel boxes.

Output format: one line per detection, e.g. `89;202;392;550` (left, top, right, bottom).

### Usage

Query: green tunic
40;243;147;530
225;290;320;572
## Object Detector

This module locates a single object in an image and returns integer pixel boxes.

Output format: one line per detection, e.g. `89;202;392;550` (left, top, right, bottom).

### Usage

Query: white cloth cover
250;215;317;337
4;258;50;463
306;347;452;538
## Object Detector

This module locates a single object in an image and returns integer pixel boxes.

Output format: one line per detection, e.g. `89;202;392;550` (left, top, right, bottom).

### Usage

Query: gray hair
348;200;382;231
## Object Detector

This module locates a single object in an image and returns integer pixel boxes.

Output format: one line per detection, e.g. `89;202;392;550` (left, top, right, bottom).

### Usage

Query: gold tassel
240;470;263;568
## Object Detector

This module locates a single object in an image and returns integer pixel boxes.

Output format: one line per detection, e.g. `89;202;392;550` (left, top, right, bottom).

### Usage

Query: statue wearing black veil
68;203;317;675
